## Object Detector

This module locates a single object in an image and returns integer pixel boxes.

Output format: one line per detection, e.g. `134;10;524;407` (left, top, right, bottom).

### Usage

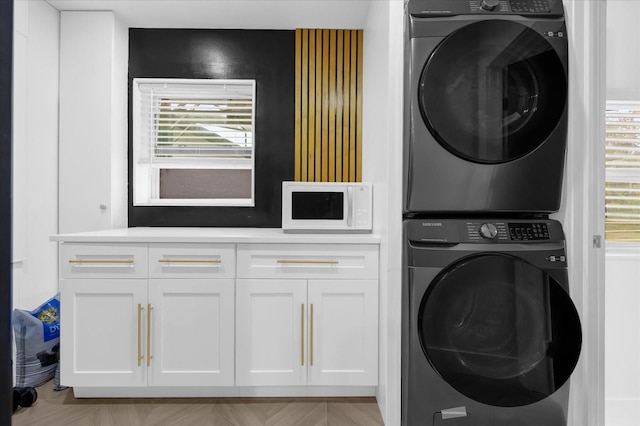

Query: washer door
418;20;567;164
418;254;581;407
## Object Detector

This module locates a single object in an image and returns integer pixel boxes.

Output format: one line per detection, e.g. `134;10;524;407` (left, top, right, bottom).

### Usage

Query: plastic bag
13;294;61;388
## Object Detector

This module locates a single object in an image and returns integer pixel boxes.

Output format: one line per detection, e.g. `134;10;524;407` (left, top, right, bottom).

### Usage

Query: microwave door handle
347;187;354;226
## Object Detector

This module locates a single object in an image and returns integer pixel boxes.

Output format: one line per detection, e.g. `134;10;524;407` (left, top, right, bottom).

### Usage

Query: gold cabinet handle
277;259;339;265
147;304;154;367
310;303;314;366
69;259;134;265
158;259;222;264
137;304;144;367
300;304;305;366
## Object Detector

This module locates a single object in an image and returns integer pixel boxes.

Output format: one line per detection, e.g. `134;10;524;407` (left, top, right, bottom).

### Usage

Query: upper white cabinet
58;11;128;234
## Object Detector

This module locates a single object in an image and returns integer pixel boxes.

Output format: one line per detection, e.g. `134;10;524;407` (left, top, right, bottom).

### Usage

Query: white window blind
605;101;640;241
132;78;256;206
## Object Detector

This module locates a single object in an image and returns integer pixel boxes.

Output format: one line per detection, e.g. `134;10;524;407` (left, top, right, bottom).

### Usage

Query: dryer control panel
408;0;563;17
466;222;550;241
508;222;550;240
405;218;562;244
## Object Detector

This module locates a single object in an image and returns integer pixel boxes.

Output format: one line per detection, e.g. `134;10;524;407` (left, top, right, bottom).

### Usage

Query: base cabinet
60;278;235;388
147;279;235;386
307;280;378;386
60;279;147;387
235;279;378;387
58;238;379;396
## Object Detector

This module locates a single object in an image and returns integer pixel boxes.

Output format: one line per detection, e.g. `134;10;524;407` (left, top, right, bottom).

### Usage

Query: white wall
604;3;640;425
605;247;640;426
606;1;640;100
12;0;60;310
558;1;607;425
58;11;128;234
362;1;404;424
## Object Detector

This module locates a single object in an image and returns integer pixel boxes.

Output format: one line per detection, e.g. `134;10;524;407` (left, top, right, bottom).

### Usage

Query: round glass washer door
418;20;567;164
418;254;581;407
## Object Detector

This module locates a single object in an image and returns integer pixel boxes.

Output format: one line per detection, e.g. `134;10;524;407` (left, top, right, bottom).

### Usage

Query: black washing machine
402;218;582;426
404;0;568;214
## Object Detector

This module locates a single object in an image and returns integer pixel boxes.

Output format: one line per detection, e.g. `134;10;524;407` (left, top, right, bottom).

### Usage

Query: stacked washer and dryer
402;1;582;425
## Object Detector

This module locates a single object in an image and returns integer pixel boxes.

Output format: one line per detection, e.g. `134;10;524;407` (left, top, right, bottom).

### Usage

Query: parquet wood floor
12;381;386;426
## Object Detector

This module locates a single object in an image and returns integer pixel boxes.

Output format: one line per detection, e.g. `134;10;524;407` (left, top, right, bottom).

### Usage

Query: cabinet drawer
149;243;236;279
237;244;378;279
61;243;148;279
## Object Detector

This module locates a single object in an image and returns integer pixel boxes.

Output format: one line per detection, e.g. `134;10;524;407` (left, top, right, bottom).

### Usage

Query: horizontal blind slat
136;78;255;163
605;103;640;241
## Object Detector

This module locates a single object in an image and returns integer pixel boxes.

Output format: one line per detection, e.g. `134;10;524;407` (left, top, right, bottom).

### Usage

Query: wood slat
322;29;330;182
300;29;309;182
315;29;322;182
328;30;337;182
342;30;351;182
294;29;302;181
356;30;364;183
295;28;363;183
336;29;344;182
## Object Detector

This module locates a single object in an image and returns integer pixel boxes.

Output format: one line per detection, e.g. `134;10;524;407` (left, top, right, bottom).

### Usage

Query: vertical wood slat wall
295;29;363;182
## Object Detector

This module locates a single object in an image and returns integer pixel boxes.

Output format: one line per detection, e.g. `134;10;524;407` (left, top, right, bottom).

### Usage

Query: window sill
134;199;255;207
605;241;640;259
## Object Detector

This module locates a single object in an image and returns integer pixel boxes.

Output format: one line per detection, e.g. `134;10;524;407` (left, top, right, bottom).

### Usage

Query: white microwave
281;182;373;233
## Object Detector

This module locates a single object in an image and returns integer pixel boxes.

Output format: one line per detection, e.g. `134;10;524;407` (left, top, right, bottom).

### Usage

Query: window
132;78;256;206
605;101;640;241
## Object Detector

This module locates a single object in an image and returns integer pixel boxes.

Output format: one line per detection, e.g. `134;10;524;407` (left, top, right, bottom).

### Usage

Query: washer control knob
479;223;498;239
481;0;500;11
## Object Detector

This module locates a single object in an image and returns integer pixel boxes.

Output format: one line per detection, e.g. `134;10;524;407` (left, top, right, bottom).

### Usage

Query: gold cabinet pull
69;259;134;265
276;259;338;265
310;303;314;366
158;259;222;264
147;304;154;367
300;304;305;366
137;304;144;367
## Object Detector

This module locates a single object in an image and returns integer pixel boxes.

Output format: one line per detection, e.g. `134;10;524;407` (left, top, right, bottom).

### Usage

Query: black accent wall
128;29;295;227
0;0;13;421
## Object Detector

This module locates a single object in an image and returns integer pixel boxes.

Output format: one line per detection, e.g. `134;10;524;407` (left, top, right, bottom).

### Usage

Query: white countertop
51;227;382;244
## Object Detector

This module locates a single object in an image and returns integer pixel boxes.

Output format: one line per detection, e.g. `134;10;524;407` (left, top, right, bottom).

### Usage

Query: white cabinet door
236;279;307;386
307;280;378;386
60;279;147;387
147;279;235;387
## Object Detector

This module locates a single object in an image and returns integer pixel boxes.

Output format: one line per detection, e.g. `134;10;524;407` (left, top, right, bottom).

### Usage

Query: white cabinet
147;279;234;386
57;235;379;396
60;243;235;389
235;244;378;387
60;279;147;387
236;279;307;386
60;242;148;279
148;243;235;280
236;243;379;280
307;279;378;386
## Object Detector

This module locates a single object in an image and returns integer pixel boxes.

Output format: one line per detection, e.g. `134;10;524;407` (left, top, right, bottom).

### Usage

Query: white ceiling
44;0;372;29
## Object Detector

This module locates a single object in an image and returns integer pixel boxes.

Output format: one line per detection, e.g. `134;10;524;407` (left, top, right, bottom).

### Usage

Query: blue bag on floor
13;294;62;388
